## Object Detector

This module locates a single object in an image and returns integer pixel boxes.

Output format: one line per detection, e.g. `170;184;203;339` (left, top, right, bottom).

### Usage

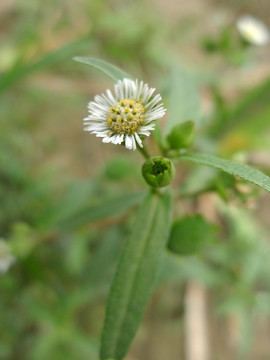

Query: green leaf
100;190;172;360
45;181;97;227
165;66;200;133
179;152;270;193
57;191;145;231
73;56;131;82
86;228;122;287
168;215;216;255
209;76;270;138
166;120;195;150
0;39;88;94
104;155;139;181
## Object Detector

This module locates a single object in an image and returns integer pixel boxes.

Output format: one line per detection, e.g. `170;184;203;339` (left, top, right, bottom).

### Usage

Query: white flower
84;78;166;151
0;239;15;274
236;15;270;46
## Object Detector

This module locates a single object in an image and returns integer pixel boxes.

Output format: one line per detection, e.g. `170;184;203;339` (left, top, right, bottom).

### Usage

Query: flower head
236;15;270;46
84;78;166;150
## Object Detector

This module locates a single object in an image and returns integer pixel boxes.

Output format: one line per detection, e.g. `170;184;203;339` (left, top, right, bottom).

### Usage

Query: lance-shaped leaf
100;189;172;360
73;56;131;82
179;152;270;193
0;39;89;93
165;66;200;133
57;191;145;231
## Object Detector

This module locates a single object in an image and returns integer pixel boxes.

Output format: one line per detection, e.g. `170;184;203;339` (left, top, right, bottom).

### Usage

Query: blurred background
1;0;270;359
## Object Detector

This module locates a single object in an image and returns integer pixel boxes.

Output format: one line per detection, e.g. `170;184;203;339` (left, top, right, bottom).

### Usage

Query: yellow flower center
107;99;145;135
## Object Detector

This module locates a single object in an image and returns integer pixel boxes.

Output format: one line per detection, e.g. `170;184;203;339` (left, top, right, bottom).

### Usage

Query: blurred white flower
84;78;166;151
236;15;270;46
0;239;15;274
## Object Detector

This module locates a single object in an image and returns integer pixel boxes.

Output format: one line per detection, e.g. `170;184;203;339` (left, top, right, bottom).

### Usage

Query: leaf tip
72;56;80;62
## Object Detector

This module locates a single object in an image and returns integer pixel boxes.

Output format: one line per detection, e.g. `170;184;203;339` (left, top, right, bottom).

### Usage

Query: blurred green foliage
168;214;216;255
1;0;270;359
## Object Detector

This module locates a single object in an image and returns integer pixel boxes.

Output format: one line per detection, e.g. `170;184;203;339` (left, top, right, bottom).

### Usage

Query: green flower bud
166;120;195;150
168;215;216;256
142;157;175;188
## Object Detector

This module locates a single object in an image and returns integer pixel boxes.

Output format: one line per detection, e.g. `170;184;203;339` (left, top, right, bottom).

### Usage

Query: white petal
92;130;110;138
84;124;108;132
125;134;133;150
133;80;139;99
123;79;129;98
94;94;111;106
85;119;105;124
116;134;124;144
131;134;136;150
118;136;124;144
144;94;162;109
144;110;166;122
115;80;124;100
106;89;116;104
89;98;108;110
102;136;113;143
131;80;137;98
141;124;155;131
142;86;155;103
111;135;119;144
138;130;151;136
134;132;143;148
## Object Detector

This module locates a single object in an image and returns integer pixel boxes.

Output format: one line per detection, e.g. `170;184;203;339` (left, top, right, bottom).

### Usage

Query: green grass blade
209;76;270;138
179;152;270;193
73;56;131;82
0;39;88;93
100;189;172;360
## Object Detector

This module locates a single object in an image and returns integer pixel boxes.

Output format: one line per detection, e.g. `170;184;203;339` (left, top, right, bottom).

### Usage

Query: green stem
138;145;151;159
